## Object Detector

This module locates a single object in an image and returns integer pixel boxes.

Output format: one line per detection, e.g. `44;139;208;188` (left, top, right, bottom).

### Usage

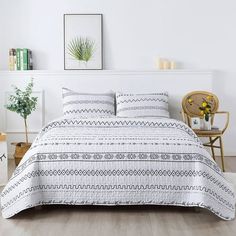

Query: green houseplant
5;79;38;165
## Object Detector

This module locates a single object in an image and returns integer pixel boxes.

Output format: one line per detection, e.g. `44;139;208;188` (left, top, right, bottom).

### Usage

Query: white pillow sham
62;88;115;117
116;92;170;118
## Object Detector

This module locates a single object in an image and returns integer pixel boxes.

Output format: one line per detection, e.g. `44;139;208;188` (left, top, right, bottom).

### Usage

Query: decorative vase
11;142;31;166
201;115;211;131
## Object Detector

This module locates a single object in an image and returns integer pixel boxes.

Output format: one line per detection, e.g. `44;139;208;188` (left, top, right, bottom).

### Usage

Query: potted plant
187;95;213;130
199;98;212;130
5;79;38;165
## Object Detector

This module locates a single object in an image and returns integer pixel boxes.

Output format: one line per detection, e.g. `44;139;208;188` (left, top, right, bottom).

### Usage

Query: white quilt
1;117;235;220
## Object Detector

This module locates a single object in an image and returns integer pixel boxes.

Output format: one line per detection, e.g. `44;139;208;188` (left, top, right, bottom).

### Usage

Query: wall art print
64;14;103;70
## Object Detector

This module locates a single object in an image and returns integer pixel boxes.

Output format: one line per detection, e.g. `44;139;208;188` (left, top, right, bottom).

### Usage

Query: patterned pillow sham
62;88;115;117
116;92;170;118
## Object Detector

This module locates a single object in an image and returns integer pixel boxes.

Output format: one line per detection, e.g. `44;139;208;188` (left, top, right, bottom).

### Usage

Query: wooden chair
181;91;229;172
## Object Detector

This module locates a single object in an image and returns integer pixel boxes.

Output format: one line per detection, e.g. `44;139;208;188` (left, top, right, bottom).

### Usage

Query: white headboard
0;70;213;154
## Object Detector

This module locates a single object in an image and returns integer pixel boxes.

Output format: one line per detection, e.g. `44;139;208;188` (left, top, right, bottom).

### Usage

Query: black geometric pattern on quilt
63;100;114;106
116;97;168;105
11;152;222;180
2;169;233;198
2;184;234;211
64;109;114;115
41;119;199;142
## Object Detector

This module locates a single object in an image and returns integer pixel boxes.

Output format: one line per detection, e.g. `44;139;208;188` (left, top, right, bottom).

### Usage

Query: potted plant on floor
5;79;38;166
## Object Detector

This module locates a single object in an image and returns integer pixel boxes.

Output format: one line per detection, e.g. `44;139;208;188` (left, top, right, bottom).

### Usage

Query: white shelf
0;69;214;77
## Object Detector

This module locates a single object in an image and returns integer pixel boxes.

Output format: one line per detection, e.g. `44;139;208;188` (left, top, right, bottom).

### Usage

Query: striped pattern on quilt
1;117;235;220
116;92;170;118
62;88;115;117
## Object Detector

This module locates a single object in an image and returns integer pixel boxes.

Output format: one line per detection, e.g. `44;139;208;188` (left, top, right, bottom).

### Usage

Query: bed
1;116;235;220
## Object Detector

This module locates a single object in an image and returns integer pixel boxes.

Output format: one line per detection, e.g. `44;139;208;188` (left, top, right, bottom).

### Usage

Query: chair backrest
182;91;219;125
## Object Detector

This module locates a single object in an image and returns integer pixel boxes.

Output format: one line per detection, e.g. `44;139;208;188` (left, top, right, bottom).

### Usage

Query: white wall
0;0;236;155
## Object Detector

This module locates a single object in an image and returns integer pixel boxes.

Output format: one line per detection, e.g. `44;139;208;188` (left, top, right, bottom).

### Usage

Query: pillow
116;92;169;118
62;88;115;117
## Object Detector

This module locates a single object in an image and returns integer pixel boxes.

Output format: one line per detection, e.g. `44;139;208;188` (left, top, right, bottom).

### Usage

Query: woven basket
12;142;31;166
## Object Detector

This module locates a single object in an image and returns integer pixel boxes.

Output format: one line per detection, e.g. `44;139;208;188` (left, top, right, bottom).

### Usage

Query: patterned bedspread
1;117;235;219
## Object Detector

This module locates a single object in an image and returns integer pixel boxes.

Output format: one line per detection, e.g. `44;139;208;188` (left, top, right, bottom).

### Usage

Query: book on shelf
16;48;21;70
23;48;29;70
9;48;33;71
27;50;33;70
8;49;15;71
13;49;17;70
20;49;24;70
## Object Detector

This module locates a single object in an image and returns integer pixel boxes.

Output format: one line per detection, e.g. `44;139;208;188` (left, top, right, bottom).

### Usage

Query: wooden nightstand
0;133;8;186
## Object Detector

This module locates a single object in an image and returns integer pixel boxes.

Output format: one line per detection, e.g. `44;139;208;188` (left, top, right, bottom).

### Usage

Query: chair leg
209;137;215;160
219;137;225;172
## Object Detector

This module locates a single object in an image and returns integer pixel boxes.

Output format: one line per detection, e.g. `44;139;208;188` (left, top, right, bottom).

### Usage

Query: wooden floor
0;157;236;236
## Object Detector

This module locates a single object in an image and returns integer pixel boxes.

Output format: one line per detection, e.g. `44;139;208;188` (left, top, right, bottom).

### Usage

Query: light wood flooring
0;157;236;236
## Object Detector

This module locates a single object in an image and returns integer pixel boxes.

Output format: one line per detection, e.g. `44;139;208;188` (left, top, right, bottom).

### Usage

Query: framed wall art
64;14;103;70
190;117;201;130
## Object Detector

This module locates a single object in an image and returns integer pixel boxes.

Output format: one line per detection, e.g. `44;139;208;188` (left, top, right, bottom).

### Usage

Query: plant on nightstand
187;95;213;130
5;79;38;165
